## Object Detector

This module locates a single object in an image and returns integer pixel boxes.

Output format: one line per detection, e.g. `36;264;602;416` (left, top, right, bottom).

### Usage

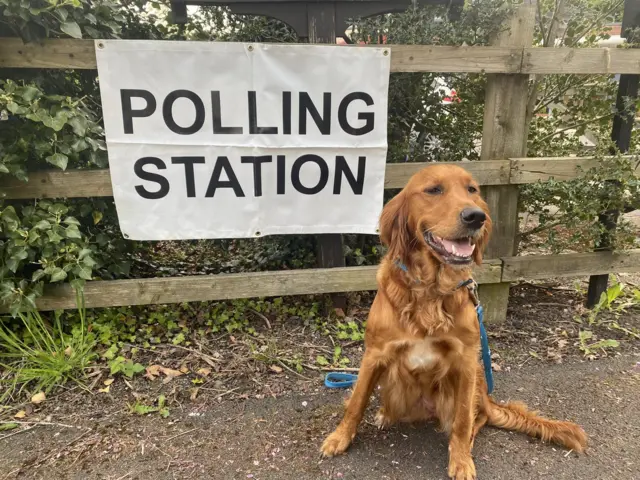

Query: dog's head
379;164;492;268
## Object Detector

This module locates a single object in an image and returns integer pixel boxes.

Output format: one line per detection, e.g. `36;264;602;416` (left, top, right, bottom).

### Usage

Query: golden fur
320;164;587;480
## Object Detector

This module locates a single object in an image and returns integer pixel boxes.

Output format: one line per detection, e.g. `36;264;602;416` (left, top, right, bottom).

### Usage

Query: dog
320;164;587;479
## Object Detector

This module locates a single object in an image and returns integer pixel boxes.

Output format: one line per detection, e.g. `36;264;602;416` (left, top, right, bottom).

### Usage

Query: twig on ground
0;425;36;441
164;428;199;443
275;360;312;380
199;386;241;398
161;344;223;363
303;364;359;373
250;308;271;329
0;420;77;428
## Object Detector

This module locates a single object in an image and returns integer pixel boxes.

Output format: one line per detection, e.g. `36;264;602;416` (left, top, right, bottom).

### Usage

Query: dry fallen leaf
179;366;190;374
64;346;73;356
31;392;46;404
145;365;184;383
103;378;114;386
14;410;26;419
190;388;199;401
196;368;211;377
98;385;110;393
269;365;283;374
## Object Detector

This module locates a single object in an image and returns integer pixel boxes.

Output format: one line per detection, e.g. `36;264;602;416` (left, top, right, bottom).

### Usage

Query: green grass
0;292;96;403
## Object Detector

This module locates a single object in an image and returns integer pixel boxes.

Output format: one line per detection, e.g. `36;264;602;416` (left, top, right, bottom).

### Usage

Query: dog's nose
460;208;486;230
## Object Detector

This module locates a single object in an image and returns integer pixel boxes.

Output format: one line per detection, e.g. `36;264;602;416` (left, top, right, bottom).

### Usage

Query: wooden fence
1;3;640;320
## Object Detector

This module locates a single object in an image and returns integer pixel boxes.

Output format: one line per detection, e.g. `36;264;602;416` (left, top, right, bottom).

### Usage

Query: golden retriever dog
320;164;587;479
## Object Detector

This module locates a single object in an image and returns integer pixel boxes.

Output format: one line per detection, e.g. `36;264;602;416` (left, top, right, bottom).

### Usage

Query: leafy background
0;0;638;317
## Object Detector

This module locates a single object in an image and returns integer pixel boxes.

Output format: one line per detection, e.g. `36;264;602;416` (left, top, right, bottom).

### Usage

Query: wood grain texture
521;47;640;74
0;38;96;69
2;38;640;74
31;261;502;311
384;160;510;188
4;156;633;200
0;169;113;199
0;161;510;200
479;2;536;323
502;249;640;281
511;156;640;183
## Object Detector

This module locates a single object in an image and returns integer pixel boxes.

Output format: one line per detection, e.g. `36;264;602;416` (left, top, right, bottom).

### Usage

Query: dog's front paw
320;428;354;457
374;408;392;430
448;455;476;480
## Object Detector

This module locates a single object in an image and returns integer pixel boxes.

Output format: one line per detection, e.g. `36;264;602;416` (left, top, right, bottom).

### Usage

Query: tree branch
535;113;613;144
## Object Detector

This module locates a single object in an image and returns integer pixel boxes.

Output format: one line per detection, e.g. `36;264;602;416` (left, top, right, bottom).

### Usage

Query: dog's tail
485;397;587;452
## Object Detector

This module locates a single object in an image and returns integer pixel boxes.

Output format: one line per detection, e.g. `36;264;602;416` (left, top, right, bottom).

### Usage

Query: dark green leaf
63;216;80;226
46;153;69;170
61;20;82;39
65;225;82;239
21;86;40;102
32;269;46;282
50;268;67;283
73;264;93;280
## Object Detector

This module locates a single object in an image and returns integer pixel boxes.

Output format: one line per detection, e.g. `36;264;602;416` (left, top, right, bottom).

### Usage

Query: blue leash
325;372;358;388
476;304;494;394
324;263;494;394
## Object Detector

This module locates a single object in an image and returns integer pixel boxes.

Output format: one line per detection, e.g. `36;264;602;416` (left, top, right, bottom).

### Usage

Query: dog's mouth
424;232;476;265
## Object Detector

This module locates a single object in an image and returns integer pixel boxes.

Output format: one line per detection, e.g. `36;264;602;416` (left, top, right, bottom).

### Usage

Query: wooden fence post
306;4;348;310
586;0;640;307
479;1;536;323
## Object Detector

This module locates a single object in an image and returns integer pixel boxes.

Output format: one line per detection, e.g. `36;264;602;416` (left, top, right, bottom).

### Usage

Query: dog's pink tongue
440;238;475;257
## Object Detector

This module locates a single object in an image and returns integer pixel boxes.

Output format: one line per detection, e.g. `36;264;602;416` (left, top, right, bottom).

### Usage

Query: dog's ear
379;191;411;263
473;207;492;266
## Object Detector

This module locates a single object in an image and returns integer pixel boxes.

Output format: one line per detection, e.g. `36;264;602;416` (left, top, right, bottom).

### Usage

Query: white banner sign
96;40;390;240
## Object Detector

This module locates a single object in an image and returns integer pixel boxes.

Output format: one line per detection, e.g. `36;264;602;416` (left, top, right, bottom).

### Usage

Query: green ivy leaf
6;258;20;273
34;220;51;230
65;225;82;239
32;269;46;282
21;86;40;102
1;207;20;231
73;264;93;280
61;20;83;39
68;116;88;136
46;153;69;170
63;216;80;226
49;203;68;215
46;230;64;243
50;267;67;283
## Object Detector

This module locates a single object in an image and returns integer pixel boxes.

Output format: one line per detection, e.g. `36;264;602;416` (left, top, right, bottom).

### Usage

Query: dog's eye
467;186;478;194
424;186;443;195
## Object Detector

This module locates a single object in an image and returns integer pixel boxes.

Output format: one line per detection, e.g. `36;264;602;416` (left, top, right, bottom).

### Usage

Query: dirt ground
1;279;639;480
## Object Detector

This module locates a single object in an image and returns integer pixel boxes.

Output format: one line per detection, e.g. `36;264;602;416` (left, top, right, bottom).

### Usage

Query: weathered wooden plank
478;2;536;324
0;38;96;69
389;45;522;73
502;249;640;281
510;156;640;183
385;160;510;188
0;161;510;200
32;261;502;311
521;47;640;75
0;169;113;199
2;38;640;74
4;156;635;200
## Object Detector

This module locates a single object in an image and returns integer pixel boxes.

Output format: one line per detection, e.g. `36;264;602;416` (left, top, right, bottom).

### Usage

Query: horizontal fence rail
1;157;638;200
22;250;640;311
2;38;640;74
